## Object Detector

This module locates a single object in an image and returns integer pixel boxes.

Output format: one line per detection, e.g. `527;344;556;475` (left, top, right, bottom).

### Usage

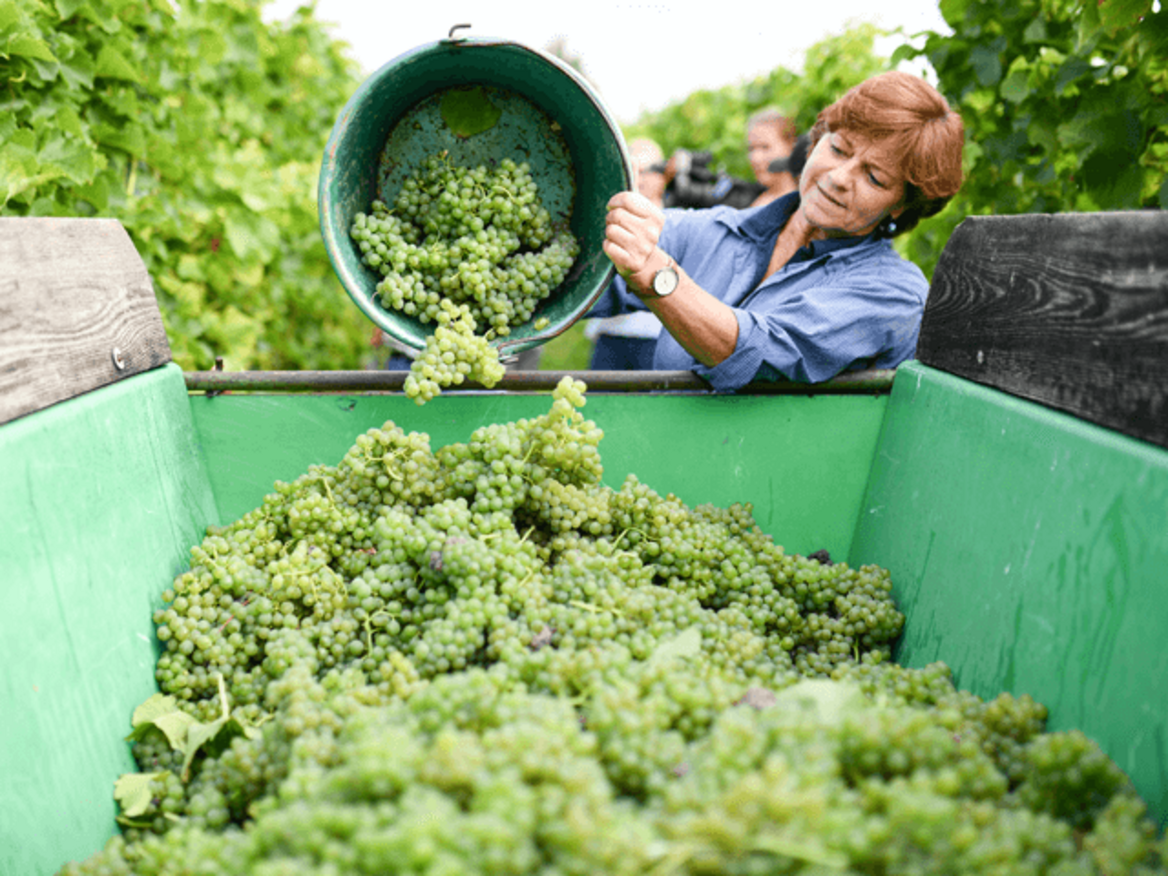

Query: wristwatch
645;254;679;298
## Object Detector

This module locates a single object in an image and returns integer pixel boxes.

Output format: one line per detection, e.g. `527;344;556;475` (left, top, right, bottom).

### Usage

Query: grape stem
568;599;624;618
363;448;407;482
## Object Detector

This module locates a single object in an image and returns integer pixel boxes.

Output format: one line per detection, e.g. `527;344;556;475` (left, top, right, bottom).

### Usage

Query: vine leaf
126;693;197;749
773;678;866;728
440;86;502;138
646;627;701;670
113;771;167;818
94;44;141;82
124;680;262;783
1097;0;1152;35
8;33;56;62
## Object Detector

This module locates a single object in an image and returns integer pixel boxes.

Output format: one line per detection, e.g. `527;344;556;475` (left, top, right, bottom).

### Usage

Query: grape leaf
130;693;181;726
113;771;168;818
94;121;146;156
970;45;1003;87
179;710;262;781
39;133;99;184
94;43;140;81
1098;0;1152;34
54;0;88;18
0;141;65;204
938;0;971;28
441;86;502;138
645;627;702;670
125;685;262;783
58;50;96;90
1000;64;1031;104
8;33;56;62
225;211;280;262
772;678;866;728
125;693;198;749
0;0;22;31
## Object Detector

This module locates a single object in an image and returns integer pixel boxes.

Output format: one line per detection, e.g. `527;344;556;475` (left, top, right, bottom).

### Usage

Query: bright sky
264;0;950;125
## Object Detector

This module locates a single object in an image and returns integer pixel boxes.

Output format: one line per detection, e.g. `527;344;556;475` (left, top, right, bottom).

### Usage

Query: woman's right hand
602;191;667;293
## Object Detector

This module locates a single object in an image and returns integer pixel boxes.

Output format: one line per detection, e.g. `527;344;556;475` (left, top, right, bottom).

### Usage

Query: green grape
351;153;580;405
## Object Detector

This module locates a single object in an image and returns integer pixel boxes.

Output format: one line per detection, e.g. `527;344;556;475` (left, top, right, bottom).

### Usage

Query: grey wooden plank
0;217;172;425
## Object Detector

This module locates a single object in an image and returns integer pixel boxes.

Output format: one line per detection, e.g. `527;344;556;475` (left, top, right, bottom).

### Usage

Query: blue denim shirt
589;192;928;391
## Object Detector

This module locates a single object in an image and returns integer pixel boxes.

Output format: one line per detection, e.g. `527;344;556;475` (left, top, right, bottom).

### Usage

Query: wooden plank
917;212;1168;449
0;217;172;426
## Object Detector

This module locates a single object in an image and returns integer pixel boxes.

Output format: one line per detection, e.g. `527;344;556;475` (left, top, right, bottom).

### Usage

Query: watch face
653;266;679;296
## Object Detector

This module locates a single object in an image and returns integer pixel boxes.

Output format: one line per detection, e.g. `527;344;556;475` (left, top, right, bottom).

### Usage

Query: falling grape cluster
349;153;580;404
59;379;1167;876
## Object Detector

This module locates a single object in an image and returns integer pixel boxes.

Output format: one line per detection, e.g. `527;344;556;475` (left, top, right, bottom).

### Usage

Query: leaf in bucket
441;86;502;138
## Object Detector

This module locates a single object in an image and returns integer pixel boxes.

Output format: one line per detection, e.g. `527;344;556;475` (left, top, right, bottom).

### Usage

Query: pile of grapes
60;379;1166;875
350;153;579;404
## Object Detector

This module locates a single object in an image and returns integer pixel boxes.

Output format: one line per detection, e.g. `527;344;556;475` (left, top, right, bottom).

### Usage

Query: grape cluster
58;378;1168;876
400;300;506;404
350;153;580;404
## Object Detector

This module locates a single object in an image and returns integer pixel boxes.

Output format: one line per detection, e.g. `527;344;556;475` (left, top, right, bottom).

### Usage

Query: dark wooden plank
917;212;1168;450
0;218;172;426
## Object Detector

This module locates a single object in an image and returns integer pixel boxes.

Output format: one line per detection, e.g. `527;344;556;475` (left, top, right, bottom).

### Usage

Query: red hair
811;71;965;234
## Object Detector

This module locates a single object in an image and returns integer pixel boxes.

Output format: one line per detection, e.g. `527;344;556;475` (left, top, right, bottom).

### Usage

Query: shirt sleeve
692;252;927;390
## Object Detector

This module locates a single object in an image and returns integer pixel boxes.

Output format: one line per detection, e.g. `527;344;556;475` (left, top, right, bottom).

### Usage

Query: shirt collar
719;190;880;261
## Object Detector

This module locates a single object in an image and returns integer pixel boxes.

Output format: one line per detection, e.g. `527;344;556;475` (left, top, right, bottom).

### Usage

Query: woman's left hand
602;191;666;286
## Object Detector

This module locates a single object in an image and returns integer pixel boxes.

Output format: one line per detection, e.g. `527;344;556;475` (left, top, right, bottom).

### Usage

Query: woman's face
747;122;794;187
798;129;907;238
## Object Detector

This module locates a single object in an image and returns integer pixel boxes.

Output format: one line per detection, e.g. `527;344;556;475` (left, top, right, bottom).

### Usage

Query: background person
745;107;801;207
596;71;965;391
664;110;805;210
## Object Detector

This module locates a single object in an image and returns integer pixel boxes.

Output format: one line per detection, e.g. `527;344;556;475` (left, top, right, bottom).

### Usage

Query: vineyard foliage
3;0;1164;367
897;0;1168;276
1;0;369;370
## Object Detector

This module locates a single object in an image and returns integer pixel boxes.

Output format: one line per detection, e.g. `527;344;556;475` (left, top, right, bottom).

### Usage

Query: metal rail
184;369;897;395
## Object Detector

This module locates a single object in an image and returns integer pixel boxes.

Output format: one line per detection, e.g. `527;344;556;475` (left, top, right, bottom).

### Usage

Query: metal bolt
112;347;126;371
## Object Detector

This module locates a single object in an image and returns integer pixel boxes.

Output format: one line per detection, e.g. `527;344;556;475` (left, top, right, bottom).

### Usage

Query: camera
655;134;811;211
660;149;762;210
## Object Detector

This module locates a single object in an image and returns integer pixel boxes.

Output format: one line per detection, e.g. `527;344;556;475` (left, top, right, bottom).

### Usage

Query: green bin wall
0;365;219;876
852;361;1168;829
188;391;888;561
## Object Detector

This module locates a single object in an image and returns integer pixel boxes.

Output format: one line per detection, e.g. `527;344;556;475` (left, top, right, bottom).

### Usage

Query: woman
745;107;800;208
597;71;964;391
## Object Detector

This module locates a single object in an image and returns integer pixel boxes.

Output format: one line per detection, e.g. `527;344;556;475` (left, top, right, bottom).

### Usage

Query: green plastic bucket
318;33;633;357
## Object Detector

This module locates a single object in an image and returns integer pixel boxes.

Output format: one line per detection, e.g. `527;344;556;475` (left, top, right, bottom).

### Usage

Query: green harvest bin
2;212;1167;876
318;34;633;358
